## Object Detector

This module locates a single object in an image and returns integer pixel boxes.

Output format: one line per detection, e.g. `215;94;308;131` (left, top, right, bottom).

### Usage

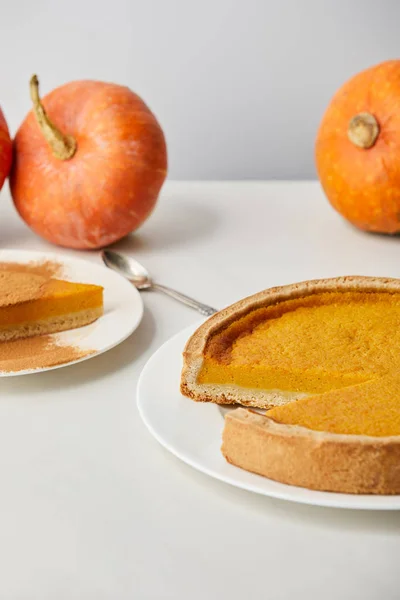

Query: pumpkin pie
181;276;400;494
0;270;103;341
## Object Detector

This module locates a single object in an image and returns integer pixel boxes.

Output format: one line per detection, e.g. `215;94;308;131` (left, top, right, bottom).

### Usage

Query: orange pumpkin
10;76;167;249
0;109;12;190
315;60;400;234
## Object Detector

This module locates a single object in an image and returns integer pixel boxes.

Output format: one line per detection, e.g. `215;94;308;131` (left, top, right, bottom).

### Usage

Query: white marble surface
0;181;399;599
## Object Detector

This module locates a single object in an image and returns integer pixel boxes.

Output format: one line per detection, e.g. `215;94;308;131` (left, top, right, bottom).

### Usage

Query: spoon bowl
102;250;152;290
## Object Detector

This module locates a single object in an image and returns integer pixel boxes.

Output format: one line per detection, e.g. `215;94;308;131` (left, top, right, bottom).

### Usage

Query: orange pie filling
267;374;400;437
198;291;400;437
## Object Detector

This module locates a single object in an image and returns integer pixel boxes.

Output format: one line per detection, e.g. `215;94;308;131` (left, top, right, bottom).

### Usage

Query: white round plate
0;249;143;376
138;322;400;510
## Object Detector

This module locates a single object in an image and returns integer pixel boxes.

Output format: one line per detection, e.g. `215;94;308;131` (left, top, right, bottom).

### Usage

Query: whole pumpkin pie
0;270;103;341
181;276;400;494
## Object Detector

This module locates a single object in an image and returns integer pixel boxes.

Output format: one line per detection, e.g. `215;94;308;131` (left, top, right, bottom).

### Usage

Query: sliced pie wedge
181;276;400;494
0;271;103;341
222;406;400;495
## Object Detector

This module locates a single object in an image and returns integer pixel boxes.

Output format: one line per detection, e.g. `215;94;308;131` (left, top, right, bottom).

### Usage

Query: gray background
2;0;398;179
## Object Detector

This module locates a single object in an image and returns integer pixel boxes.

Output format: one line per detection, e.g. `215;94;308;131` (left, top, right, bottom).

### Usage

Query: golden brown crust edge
180;275;400;409
222;408;400;494
0;307;103;342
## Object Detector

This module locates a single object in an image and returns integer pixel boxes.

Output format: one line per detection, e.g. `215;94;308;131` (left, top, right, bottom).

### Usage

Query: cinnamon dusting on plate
0;259;63;278
0;336;93;373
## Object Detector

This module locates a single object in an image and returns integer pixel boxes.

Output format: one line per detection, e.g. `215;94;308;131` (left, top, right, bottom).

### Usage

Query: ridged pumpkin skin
10;80;167;249
315;60;400;234
0;109;12;190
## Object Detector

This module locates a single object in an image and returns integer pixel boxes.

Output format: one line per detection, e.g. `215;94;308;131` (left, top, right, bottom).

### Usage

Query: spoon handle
152;283;217;317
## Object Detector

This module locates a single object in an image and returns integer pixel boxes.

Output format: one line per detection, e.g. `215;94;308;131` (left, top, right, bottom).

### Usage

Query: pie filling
198;290;400;437
267;374;400;437
0;279;103;329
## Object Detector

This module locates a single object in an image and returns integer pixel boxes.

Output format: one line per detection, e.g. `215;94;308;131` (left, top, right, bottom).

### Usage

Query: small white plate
0;249;143;376
138;323;400;510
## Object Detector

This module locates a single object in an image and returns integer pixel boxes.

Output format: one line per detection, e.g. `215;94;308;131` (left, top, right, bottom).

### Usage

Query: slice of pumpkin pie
181;276;400;494
0;270;103;342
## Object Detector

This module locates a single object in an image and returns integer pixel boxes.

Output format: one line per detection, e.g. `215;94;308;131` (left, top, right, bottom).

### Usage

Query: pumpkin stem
29;74;76;160
348;112;379;149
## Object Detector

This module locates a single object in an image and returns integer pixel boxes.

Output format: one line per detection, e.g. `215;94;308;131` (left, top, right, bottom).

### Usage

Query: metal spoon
102;250;217;317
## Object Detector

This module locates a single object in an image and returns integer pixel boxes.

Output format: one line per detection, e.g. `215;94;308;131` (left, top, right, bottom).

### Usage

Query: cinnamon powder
0;336;93;373
0;259;94;373
0;259;63;278
0;272;48;307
